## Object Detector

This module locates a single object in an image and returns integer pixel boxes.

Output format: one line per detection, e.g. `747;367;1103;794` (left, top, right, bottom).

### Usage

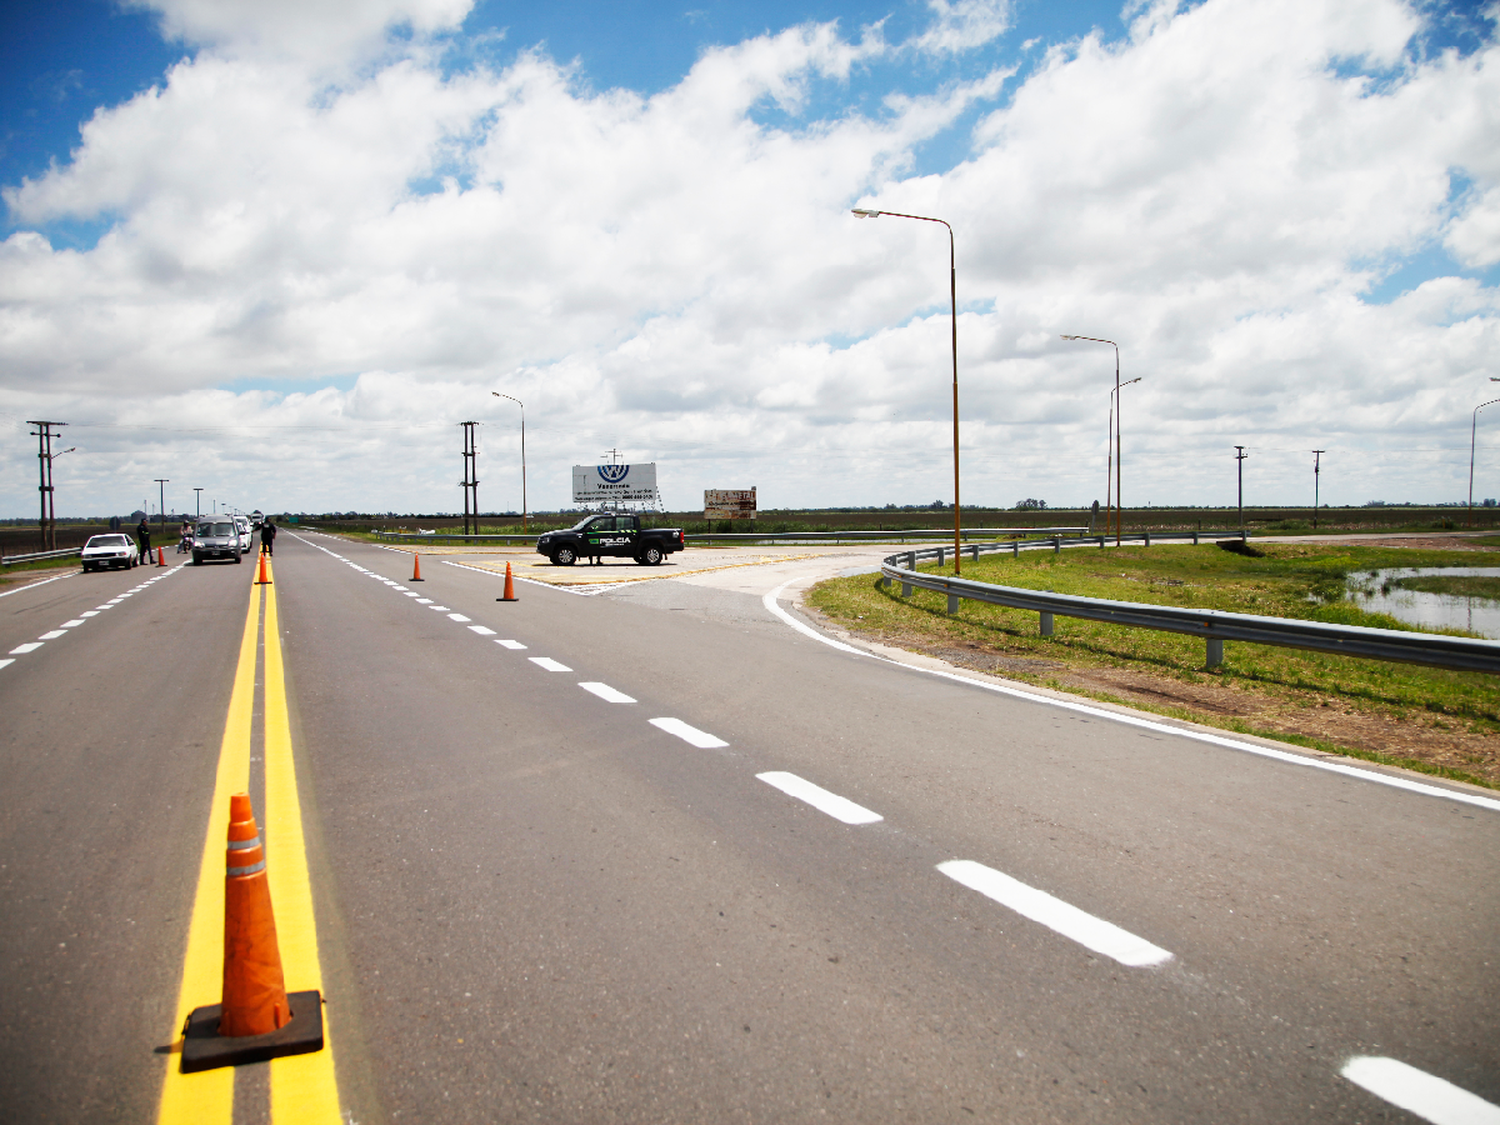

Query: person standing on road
260;518;277;557
136;516;152;566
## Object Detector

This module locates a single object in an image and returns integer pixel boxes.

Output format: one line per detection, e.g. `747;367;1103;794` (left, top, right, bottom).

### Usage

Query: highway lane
278;531;1498;1122
3;533;1497;1122
0;555;259;1123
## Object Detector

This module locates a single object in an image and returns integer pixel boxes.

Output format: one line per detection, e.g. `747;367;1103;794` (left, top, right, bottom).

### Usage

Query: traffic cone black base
181;989;324;1073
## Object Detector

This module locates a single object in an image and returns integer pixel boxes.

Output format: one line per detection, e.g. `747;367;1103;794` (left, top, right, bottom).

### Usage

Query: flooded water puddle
1343;567;1500;639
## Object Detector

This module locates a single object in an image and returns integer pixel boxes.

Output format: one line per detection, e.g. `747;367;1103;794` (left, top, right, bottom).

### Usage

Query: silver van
193;520;243;564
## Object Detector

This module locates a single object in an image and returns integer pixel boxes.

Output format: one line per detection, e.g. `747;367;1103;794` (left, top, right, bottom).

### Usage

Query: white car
233;516;253;553
81;534;140;571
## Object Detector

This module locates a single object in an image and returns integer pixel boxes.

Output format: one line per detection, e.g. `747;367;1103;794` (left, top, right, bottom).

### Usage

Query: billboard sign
572;462;658;504
705;488;757;520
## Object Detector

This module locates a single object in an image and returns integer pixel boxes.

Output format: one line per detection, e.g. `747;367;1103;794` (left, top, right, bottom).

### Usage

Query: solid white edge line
0;571;76;598
649;717;729;749
529;657;572;672
938;859;1172;968
1341;1057;1500;1125
763;580;1500;814
756;771;882;825
579;681;637;704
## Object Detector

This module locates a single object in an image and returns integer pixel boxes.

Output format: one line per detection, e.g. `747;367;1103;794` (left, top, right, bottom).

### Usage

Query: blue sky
2;0;1499;516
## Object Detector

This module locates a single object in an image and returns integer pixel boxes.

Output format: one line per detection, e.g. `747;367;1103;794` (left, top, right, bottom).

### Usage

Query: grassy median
806;540;1500;789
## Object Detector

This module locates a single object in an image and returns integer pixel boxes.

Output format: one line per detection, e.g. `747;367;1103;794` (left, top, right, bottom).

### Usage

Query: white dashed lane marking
10;643;44;655
1341;1057;1500;1125
447;613;472;622
529;657;572;672
468;625;497;636
579;682;636;704
37;630;67;640
61;619;86;627
495;639;526;650
649;718;728;749
756;771;883;825
937;860;1172;968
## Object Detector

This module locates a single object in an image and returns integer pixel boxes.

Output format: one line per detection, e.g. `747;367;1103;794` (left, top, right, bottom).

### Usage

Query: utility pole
155;479;170;535
1235;446;1247;532
1311;450;1325;529
27;420;67;550
193;487;203;518
459;422;479;536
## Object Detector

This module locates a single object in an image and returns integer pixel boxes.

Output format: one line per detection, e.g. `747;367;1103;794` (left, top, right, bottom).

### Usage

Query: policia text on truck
536;514;686;566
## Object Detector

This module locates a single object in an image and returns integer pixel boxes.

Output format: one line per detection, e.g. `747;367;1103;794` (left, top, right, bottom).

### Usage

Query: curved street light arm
853;207;961;571
492;392;528;532
1469;395;1500;527
1062;335;1123;544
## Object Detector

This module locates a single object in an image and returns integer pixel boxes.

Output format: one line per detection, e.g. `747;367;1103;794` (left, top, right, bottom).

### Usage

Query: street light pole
492;392;527;532
1061;336;1123;544
1104;377;1142;538
155;479;170;535
1311;450;1325;528
853;207;962;573
1235;446;1247;532
193;488;203;518
1468;380;1500;528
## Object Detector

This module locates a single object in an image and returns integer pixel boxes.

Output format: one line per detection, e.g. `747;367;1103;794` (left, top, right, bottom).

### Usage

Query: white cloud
125;0;474;67
2;0;1499;518
910;0;1013;56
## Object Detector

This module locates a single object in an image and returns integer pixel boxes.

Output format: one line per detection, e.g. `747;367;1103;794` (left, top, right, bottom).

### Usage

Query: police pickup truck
536;514;686;566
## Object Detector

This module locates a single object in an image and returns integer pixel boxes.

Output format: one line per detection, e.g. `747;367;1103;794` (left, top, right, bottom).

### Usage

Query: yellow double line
157;562;342;1124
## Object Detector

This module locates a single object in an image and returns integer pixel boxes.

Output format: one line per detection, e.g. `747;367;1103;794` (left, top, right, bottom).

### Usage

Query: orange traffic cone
158;546;166;566
497;561;518;602
180;793;324;1071
219;793;289;1036
411;553;424;581
256;550;270;585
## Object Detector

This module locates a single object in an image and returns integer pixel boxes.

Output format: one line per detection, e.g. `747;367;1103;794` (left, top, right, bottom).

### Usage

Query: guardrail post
1039;611;1054;636
901;579;912;597
1053;537;1060;554
878;575;890;589
948;593;960;614
907;551;917;570
1144;532;1151;547
1098;535;1105;548
1012;542;1019;559
1206;637;1224;667
971;544;979;563
937;547;945;568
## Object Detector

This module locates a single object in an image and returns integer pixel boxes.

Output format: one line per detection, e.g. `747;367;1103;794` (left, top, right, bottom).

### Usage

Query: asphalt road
1;532;1497;1124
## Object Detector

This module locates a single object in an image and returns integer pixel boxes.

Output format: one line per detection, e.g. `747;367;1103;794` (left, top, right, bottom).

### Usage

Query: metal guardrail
880;534;1500;674
1;547;83;566
370;526;1093;547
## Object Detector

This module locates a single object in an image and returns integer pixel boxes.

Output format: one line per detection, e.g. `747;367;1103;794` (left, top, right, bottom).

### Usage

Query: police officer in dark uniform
260;518;277;557
136;516;152;566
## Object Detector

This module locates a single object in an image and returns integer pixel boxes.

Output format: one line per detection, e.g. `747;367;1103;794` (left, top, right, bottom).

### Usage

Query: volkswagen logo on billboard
598;464;630;483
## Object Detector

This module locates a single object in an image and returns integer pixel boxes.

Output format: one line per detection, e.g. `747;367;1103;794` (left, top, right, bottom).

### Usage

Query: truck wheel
555;546;577;566
642;545;663;566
